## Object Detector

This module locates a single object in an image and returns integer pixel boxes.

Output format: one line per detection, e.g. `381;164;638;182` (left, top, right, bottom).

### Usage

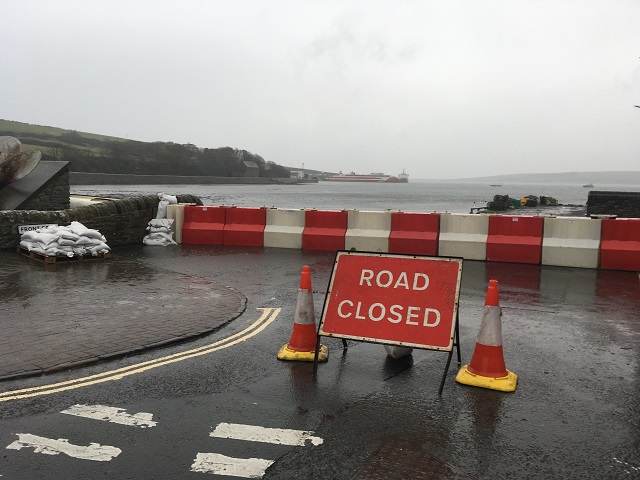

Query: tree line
4;129;291;178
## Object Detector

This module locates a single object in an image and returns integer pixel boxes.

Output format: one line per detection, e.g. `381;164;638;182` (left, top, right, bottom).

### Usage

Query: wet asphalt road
0;244;639;479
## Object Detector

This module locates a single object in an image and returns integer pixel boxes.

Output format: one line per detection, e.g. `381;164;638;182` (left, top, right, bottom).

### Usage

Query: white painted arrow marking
210;423;323;447
191;453;274;478
6;433;121;462
60;404;157;428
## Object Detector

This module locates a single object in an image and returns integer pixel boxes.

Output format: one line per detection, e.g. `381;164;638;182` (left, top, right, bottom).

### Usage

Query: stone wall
0;194;202;250
586;191;640;218
20;164;70;211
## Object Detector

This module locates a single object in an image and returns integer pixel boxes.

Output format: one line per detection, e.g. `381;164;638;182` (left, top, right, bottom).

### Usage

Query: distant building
243;161;259;178
289;170;306;179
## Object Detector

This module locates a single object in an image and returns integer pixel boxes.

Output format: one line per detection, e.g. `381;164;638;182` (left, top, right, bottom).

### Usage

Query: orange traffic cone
455;279;518;392
277;266;329;362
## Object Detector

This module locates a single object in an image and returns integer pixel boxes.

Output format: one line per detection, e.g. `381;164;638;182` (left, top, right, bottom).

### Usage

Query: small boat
491;184;502;187
583;183;594;188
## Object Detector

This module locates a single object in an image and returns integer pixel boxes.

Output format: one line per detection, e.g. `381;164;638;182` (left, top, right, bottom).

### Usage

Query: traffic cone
455;279;518;392
277;265;329;362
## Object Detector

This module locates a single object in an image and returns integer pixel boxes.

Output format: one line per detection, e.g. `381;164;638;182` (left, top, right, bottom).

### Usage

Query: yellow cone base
455;364;518;392
277;344;329;362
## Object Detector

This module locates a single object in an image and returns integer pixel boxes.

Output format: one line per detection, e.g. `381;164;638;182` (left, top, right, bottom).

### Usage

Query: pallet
16;246;111;264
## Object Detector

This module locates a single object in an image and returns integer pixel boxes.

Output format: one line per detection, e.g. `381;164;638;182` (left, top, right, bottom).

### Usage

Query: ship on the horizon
324;172;400;183
398;168;409;183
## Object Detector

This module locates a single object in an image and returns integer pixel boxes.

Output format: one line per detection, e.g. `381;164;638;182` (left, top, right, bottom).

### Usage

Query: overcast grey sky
2;0;639;179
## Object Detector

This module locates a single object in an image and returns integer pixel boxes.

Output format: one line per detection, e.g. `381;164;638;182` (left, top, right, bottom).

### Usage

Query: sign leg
455;312;462;365
439;349;455;396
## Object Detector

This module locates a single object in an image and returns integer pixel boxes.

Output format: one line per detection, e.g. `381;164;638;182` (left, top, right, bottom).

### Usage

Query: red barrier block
302;210;347;251
600;219;640;271
388;212;440;255
486;215;544;264
223;207;267;247
182;206;226;245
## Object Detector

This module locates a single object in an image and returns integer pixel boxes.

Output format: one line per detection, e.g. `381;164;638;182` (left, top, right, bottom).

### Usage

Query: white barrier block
264;208;305;249
167;204;191;244
345;210;391;252
542;217;601;268
438;213;489;260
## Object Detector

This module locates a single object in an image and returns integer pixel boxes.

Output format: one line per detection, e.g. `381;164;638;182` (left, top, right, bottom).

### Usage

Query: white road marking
210;423;323;447
6;433;121;462
191;452;274;478
0;308;280;403
60;404;157;428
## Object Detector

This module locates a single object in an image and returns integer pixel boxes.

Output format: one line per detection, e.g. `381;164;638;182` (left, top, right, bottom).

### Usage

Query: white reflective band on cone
476;305;503;347
294;290;315;325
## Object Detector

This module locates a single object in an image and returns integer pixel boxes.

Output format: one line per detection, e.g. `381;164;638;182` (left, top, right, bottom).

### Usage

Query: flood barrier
542;217;601;269
344;210;391;252
302;210;348;251
264;208;305;249
176;207;640;272
599;218;640;271
179;206;226;245
388;212;440;255
438;214;489;261
223;207;267;247
486;215;544;264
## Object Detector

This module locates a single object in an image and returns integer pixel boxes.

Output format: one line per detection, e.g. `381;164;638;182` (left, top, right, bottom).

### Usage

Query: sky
1;0;639;179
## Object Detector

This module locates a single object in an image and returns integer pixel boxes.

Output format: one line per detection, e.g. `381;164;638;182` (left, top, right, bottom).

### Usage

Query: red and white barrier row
166;205;640;272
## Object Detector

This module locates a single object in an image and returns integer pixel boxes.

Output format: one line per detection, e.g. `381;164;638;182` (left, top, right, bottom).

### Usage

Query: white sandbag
59;231;80;241
143;236;175;246
156;193;178;219
149;218;174;228
87;243;110;255
88;240;110;252
147;226;171;234
76;236;101;246
160;194;178;204
57;238;77;247
21;231;58;245
143;230;177;246
68;221;103;240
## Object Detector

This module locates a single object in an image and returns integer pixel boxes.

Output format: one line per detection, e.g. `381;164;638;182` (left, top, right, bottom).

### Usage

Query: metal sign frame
313;250;463;395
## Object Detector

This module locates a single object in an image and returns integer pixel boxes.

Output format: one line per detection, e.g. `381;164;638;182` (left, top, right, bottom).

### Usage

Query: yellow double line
0;307;281;403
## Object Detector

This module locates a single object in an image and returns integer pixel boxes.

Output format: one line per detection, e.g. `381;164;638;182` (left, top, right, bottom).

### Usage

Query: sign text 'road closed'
319;252;463;351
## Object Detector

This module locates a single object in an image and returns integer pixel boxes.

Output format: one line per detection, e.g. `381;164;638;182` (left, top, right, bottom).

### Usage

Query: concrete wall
19;164;70;211
0;194;202;250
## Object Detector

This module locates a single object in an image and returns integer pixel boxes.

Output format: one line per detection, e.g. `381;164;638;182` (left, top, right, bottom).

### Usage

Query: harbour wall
70;172;318;185
587;191;640;218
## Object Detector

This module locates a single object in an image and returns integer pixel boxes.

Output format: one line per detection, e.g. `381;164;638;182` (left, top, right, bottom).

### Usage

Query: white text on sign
337;301;441;327
359;269;429;290
338;268;441;327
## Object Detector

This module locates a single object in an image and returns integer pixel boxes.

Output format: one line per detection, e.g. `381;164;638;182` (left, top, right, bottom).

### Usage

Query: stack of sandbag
156;193;178;219
20;221;111;257
143;219;177;246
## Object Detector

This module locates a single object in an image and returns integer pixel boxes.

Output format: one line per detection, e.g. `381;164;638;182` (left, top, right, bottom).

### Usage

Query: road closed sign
319;252;463;351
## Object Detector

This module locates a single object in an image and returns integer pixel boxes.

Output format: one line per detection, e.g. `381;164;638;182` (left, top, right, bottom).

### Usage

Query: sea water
71;180;640;216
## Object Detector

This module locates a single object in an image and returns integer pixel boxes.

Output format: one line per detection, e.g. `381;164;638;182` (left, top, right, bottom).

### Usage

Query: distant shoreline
69;172;318;185
444;171;640;185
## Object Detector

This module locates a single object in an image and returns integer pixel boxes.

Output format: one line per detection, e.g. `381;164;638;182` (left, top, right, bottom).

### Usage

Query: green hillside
0;119;290;178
